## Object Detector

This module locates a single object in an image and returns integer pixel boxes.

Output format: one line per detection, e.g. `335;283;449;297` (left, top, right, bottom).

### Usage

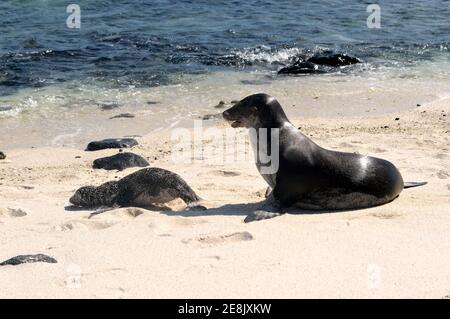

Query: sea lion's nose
222;110;230;119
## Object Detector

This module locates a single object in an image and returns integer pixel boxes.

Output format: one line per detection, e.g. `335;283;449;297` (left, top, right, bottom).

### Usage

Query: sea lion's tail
404;181;427;189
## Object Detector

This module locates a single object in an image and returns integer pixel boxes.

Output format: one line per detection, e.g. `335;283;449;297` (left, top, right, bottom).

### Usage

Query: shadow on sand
159;200;367;219
65;200;371;220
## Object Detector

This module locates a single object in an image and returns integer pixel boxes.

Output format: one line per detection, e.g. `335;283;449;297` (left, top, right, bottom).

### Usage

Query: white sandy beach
0;92;449;298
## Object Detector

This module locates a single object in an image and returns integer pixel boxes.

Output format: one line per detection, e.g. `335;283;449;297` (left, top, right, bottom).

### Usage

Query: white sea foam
233;46;304;64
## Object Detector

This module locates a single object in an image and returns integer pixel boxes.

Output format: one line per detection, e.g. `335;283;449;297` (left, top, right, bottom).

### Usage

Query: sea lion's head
222;93;288;129
69;181;119;208
70;186;98;207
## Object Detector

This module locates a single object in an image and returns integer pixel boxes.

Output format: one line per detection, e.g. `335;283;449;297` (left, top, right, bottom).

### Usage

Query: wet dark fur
223;93;408;211
70;168;200;208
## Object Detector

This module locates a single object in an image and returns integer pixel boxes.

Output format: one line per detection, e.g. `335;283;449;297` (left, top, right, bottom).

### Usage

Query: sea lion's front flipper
245;193;284;223
88;205;120;219
186;201;207;211
244;210;282;223
264;186;272;198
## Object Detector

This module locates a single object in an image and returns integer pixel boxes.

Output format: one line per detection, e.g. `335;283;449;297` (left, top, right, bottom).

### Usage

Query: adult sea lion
222;93;426;222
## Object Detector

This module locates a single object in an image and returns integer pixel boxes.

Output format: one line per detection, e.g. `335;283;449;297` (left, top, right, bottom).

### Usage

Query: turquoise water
0;0;449;95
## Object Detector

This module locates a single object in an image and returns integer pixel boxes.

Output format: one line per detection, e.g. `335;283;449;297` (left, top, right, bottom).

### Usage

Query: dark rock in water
97;101;120;110
146;101;159;105
109;113;135;119
0;151;5;160
0;254;57;266
22;37;40;49
279;53;361;75
278;61;326;75
86;138;138;151
93;152;149;171
307;53;361;67
0;105;13;112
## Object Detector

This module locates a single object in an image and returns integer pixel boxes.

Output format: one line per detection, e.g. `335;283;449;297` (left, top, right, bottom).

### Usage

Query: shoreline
0;96;448;298
1;69;449;151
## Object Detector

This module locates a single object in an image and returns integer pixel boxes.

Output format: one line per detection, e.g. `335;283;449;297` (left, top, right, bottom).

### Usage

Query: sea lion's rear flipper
244;211;283;223
404;181;427;189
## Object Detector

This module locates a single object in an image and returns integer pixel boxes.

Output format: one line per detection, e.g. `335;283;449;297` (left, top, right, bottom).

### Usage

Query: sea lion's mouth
231;120;243;128
69;195;80;206
223;109;244;128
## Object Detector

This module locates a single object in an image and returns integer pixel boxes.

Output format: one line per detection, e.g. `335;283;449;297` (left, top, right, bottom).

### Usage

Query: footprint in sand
183;255;223;272
56;220;116;231
157;233;173;237
173;217;208;227
0;208;27;218
338;142;356;149
182;231;254;247
202;255;221;261
436;170;449;179
370;211;401;219
434;153;448;160
211;170;241;177
90;208;145;220
369;147;387;153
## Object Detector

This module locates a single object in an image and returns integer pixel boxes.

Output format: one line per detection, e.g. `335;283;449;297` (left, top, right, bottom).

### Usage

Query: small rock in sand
202;113;222;120
0;254;57;266
97;101;120;110
0;151;5;160
93;152;149;171
109;113;135;119
86;138;138;151
214;101;226;108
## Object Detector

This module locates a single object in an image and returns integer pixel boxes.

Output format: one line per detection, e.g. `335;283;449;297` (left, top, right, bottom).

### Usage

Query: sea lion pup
222;93;426;223
70;168;206;210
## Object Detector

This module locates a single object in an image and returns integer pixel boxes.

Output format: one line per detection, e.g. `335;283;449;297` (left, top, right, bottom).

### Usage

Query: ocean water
0;0;449;147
